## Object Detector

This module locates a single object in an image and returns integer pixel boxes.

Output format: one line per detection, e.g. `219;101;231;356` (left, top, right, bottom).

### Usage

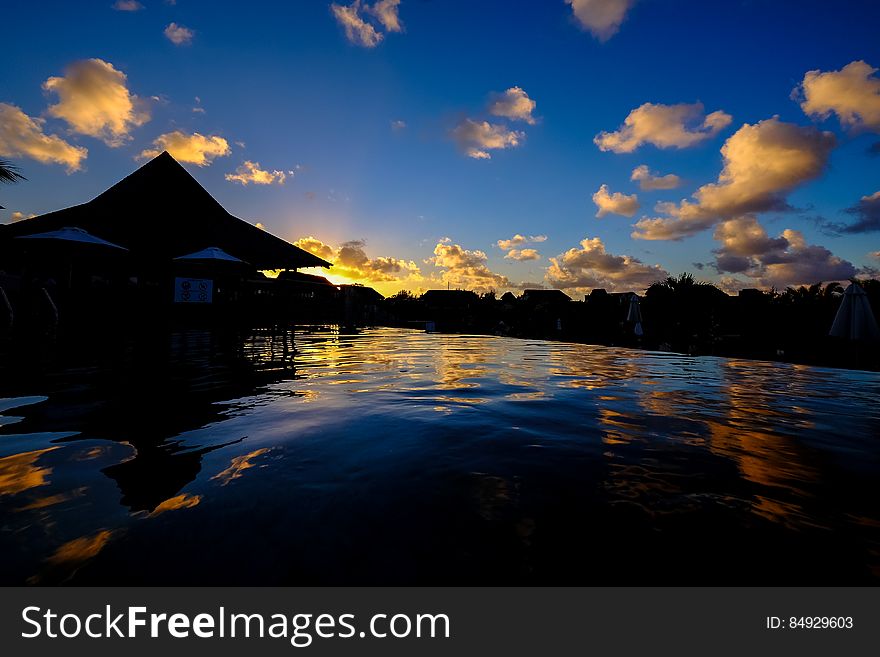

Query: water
1;327;878;584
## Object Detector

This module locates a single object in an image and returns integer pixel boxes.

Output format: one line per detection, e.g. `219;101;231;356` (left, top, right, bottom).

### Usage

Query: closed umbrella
829;282;880;341
627;293;644;336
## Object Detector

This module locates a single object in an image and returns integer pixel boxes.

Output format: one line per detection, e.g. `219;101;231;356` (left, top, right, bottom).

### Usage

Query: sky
1;0;879;296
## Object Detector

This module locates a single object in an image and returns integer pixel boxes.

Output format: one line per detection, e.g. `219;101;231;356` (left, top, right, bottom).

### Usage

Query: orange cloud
633;117;836;240
595;102;732;153
566;0;635;41
546;237;668;293
593;184;640;218
0;103;87;172
225;160;291;185
44;58;150;147
452;118;524;159
796;60;880;133
140;131;231;166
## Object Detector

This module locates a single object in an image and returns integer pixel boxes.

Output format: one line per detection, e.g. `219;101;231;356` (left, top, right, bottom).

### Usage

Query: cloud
390;119;406;130
430;239;511;293
225;161;291;185
630;164;682;190
712;215;856;288
546;236;669;293
871;251;880;260
593;184;639;218
632;117;837;240
8;211;36;223
295;236;422;283
488;87;537;125
113;0;143;10
834;190;880;233
451;118;524;159
140;131;230;165
331;1;384;47
43;58;149;147
0;103;87;172
565;0;635;41
595;102;732;153
367;0;403;33
505;248;541;261
164;23;194;46
795;60;880;133
496;234;547;251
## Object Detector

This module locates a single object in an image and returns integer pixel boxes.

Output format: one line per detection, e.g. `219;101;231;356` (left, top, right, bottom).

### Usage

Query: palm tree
0;159;25;209
0;159;25;185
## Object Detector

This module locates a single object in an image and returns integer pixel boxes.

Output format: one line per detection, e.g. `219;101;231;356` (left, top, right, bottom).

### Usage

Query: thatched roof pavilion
0;151;331;271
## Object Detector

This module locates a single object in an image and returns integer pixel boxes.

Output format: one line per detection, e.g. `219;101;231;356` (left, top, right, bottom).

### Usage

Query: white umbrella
16;226;127;250
626;293;644;337
830;282;880;341
174;246;247;263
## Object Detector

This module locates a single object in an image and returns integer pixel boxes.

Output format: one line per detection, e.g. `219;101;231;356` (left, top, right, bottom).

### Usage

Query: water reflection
0;447;60;496
0;328;878;584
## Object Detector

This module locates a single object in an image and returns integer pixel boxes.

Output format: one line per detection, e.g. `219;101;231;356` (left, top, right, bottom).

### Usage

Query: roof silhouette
0;151;330;270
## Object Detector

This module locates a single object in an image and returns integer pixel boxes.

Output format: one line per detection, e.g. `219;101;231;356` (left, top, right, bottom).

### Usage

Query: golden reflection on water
16;487;88;512
0;447;59;496
28;529;116;584
211;448;271;486
148;493;202;517
1;328;878;583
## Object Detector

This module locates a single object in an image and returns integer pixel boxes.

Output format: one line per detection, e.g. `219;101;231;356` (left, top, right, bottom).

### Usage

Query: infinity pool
1;327;878;584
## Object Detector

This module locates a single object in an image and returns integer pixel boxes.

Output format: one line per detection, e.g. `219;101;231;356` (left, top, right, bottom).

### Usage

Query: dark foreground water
1;327;878;585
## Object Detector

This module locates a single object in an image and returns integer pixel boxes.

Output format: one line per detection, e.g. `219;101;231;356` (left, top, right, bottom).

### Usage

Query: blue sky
2;0;879;295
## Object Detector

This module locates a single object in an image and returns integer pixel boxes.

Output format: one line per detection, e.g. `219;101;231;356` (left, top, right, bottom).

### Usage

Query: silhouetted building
521;289;571;305
0;152;331;328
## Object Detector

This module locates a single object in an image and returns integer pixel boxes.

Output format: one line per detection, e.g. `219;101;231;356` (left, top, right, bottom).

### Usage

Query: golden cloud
496;234;547;251
164;22;194;46
505;248;541;261
452;118;524;159
566;0;635;41
294;236;422;283
592;183;640;218
489;87;537;125
595;102;732;153
632;117;836;240
796;60;880;133
331;1;384;47
430;239;512;293
43;58;150;147
140;131;231;166
367;0;403;33
546;236;668;293
631;164;682;191
0;103;87;172
225;161;290;185
712;215;856;289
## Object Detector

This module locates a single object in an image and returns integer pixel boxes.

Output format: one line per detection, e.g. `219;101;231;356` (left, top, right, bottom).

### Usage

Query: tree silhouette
0;159;25;185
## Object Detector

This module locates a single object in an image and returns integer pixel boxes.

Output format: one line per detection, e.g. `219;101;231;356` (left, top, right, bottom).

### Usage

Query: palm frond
0;159;26;184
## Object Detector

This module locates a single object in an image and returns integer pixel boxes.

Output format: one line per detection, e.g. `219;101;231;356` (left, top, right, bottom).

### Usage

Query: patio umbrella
15;226;127;250
174;246;247;263
627;294;644;336
829;282;880;341
14;226;128;290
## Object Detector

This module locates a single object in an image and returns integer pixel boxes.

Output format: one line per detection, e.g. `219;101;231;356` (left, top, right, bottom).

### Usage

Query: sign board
174;277;213;303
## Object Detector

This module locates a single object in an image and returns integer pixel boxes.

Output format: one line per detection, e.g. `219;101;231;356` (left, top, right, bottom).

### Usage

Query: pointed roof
0;152;330;270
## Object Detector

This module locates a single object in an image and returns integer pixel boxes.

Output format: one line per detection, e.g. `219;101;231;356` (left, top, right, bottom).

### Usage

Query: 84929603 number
789;617;853;629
